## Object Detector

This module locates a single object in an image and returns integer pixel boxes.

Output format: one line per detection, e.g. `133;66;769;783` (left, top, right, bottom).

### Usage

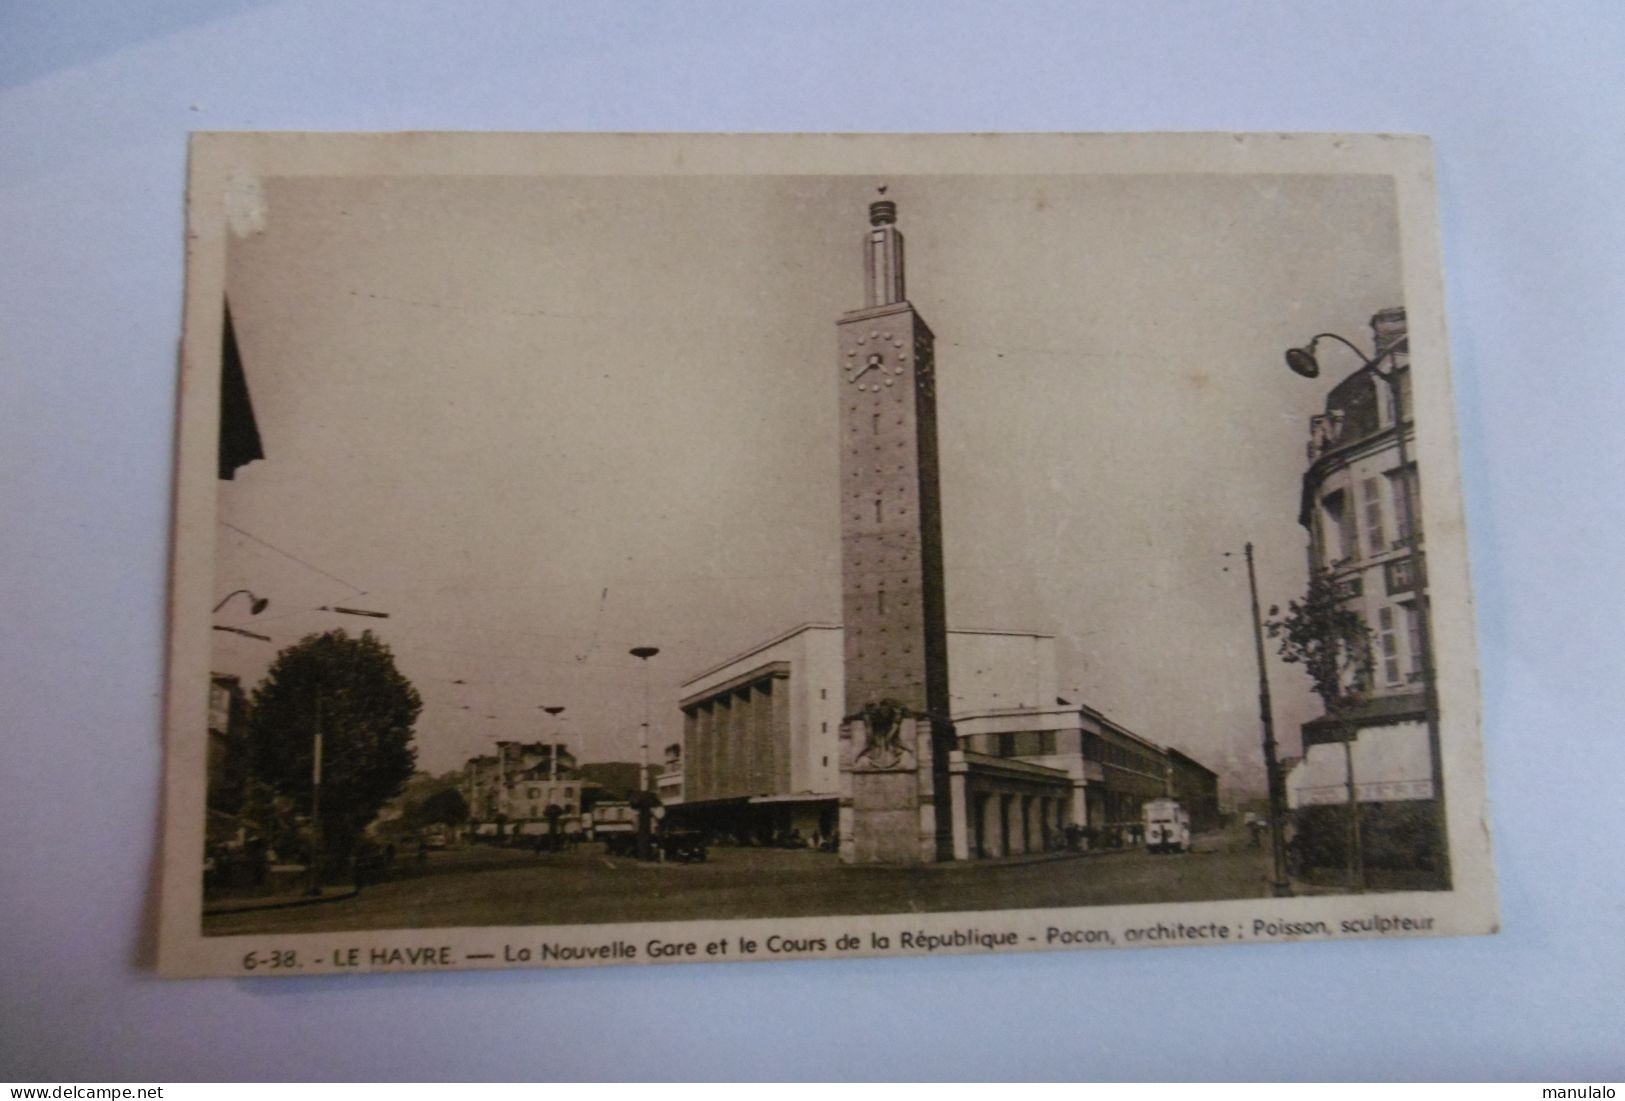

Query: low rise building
463;740;584;839
1167;748;1221;833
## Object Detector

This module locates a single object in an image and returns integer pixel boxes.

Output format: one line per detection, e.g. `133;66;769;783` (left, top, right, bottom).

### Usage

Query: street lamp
212;590;271;641
542;706;565;782
629;646;660;861
213;589;270;615
629;648;659;790
1285;328;1449;888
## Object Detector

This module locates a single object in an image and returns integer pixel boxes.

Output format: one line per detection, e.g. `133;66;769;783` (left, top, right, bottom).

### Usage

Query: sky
211;169;1405;790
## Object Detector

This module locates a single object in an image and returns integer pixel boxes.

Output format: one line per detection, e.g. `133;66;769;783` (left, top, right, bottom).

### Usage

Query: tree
1267;568;1371;707
1267;568;1373;888
248;629;421;874
412;787;469;829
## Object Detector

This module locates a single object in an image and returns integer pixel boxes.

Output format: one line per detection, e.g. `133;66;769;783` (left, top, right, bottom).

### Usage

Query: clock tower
836;195;954;863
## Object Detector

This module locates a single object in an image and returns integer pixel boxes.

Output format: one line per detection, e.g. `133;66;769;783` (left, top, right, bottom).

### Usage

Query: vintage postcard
158;132;1495;977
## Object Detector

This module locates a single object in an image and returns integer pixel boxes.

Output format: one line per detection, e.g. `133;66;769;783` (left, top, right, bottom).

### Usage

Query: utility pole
1245;543;1293;897
1379;370;1450;888
305;699;324;896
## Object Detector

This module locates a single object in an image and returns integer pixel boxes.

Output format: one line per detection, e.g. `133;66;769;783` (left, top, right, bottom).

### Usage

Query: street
205;823;1277;937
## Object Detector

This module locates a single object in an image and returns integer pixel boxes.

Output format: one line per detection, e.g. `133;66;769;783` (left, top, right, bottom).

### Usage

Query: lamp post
1286;328;1449;888
629;647;660;861
629;647;660;792
305;697;324;896
304;601;392;893
542;706;565;782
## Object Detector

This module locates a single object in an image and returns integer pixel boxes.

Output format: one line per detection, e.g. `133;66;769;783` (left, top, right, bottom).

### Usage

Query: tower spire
864;191;905;308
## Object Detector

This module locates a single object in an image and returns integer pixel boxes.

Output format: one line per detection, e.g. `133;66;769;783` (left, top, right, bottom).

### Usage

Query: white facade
679;623;846;802
678;623;1060;805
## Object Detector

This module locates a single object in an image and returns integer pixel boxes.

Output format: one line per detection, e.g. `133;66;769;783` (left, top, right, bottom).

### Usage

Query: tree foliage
392;771;470;831
1266;568;1373;712
411;787;469;828
248;629;421;863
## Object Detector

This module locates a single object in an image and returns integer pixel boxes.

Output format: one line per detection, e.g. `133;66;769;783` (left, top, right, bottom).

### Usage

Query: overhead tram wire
218;520;369;595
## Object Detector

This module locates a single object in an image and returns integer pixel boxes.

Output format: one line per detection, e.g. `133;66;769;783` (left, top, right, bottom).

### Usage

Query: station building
672;622;1215;855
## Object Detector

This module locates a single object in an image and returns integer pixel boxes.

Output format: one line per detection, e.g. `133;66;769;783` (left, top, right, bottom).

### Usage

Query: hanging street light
213;589;270;615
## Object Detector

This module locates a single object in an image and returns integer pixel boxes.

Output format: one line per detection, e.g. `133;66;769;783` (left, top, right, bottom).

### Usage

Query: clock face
844;333;910;391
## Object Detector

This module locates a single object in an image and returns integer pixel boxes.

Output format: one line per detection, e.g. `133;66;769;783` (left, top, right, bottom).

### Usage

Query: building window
874;498;883;523
1362;477;1386;556
1378;606;1401;686
821;721;827;732
877;589;886;615
1404;602;1424;681
820;688;826;699
1388;465;1422;547
1321;489;1356;565
1385;556;1418;595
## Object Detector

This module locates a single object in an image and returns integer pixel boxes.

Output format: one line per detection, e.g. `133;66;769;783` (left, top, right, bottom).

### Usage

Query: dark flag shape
218;299;264;479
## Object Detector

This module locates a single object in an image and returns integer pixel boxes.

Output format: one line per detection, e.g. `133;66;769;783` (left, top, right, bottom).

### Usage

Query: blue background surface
2;0;1622;1081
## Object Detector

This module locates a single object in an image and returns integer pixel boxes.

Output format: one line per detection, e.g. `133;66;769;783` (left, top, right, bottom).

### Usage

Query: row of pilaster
681;673;786;802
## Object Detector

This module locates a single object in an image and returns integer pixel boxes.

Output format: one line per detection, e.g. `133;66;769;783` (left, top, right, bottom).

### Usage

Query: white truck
1142;798;1191;854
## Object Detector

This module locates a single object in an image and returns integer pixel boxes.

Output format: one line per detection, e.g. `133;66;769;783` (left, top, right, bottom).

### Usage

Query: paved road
204;825;1275;937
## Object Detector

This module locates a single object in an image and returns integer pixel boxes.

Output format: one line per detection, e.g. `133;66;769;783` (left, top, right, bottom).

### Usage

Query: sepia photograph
158;132;1495;976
